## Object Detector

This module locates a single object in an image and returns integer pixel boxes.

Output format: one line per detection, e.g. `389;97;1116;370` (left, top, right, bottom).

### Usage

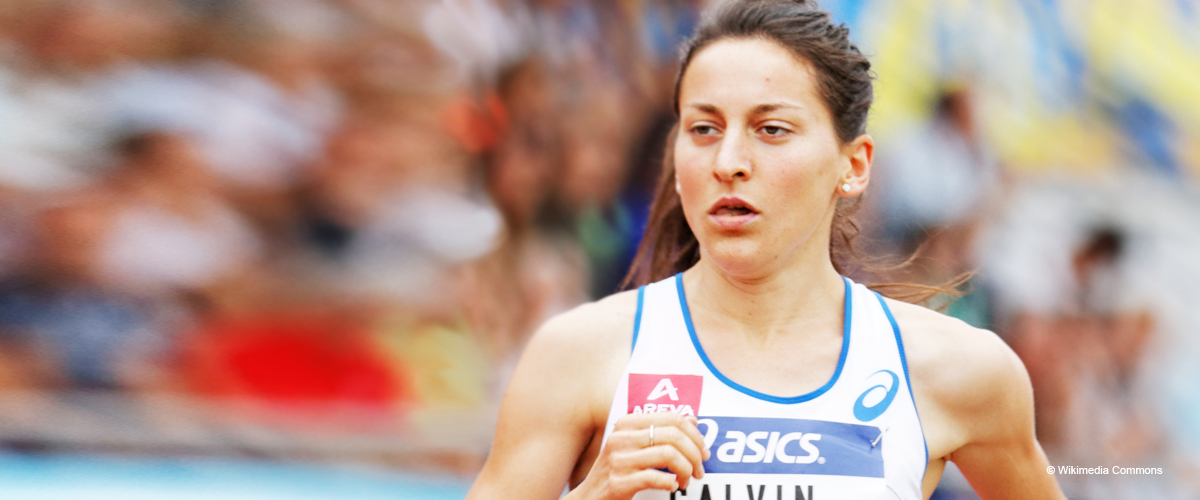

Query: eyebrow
686;103;720;114
752;103;803;114
683;102;804;115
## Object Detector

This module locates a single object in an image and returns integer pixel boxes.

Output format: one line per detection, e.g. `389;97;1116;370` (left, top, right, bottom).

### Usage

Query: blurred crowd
0;0;1197;498
0;0;696;468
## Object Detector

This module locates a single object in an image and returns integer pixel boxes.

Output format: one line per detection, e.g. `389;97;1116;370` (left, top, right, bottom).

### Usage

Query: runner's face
675;37;852;278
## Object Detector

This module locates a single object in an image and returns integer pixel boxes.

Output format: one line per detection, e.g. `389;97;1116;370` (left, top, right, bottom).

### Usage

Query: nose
713;130;751;182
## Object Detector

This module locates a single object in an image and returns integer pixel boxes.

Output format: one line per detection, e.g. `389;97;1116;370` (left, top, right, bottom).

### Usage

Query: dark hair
624;0;963;303
672;0;872;143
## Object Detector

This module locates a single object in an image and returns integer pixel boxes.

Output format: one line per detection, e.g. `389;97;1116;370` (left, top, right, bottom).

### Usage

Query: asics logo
853;370;899;422
711;429;824;465
694;416;884;477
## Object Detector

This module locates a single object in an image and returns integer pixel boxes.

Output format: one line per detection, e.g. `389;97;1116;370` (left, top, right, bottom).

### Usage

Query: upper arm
889;298;1064;500
941;328;1065;499
467;295;636;500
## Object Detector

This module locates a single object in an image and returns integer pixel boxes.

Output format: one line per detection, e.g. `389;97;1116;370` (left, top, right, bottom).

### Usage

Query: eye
691;124;719;135
761;125;788;136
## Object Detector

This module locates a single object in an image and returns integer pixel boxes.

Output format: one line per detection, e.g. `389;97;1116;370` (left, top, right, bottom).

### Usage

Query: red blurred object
185;313;415;413
442;90;508;154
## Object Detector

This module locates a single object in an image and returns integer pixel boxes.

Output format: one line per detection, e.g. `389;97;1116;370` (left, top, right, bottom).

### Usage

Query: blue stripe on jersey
675;273;853;404
873;292;930;484
697;416;884;477
631;286;646;353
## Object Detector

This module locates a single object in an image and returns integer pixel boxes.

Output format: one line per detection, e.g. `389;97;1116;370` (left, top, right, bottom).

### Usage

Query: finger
652;424;706;479
611;445;695;490
612;413;711;474
607;426;705;480
612;468;678;495
680;416;712;463
612;410;695;430
648;414;711;473
607;428;656;451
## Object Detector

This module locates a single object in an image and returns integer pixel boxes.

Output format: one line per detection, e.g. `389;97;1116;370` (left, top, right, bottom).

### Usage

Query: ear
675;176;683;196
837;134;873;197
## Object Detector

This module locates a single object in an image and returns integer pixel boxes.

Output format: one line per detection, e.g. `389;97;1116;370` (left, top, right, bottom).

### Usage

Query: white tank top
599;274;928;500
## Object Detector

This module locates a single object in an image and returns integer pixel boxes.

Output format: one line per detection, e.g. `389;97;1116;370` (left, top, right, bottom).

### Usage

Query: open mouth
709;197;759;217
713;205;754;217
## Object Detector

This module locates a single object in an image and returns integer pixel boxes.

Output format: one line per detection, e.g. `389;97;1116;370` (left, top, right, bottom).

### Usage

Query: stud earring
841;182;852;193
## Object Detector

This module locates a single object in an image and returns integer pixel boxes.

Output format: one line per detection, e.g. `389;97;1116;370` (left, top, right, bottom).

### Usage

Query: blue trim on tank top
674;273;852;404
874;291;930;486
631;286;646;353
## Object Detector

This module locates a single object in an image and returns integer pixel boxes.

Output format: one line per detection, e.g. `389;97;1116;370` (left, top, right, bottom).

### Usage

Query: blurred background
0;0;1196;498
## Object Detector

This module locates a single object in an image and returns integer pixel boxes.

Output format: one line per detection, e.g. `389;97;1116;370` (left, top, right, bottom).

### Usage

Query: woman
467;1;1065;498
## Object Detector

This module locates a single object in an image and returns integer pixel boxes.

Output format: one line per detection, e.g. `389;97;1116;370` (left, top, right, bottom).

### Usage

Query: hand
570;412;712;500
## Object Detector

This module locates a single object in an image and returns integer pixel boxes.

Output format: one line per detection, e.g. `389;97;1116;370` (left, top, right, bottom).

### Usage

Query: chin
701;239;772;277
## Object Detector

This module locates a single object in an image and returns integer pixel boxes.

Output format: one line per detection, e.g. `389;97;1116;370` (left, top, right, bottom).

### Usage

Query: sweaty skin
466;38;1064;500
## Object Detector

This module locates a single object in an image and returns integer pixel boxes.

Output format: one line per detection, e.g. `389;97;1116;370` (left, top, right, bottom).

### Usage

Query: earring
841;182;852;193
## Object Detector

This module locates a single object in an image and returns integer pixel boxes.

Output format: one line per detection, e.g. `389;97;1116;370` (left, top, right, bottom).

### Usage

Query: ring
649;425;655;447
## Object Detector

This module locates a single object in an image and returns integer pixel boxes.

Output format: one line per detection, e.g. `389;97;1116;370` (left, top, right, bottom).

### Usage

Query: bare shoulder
471;291;642;499
491;288;642;448
883;298;1024;390
880;298;1033;452
513;288;642;407
526;288;641;362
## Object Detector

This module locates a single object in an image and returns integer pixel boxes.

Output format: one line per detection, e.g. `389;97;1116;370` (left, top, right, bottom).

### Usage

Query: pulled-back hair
673;0;872;143
624;0;961;303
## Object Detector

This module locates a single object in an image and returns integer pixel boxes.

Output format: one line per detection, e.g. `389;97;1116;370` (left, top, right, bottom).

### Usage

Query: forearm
467;459;575;500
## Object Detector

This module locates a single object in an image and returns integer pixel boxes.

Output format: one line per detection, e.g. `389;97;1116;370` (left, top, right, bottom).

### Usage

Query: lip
707;195;760;230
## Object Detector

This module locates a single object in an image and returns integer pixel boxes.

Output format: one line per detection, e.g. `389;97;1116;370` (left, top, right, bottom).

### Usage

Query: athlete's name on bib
671;483;815;500
629;374;703;416
697;416;883;477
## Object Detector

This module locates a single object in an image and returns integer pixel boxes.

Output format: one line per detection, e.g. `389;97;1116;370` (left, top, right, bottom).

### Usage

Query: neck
683;254;846;343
